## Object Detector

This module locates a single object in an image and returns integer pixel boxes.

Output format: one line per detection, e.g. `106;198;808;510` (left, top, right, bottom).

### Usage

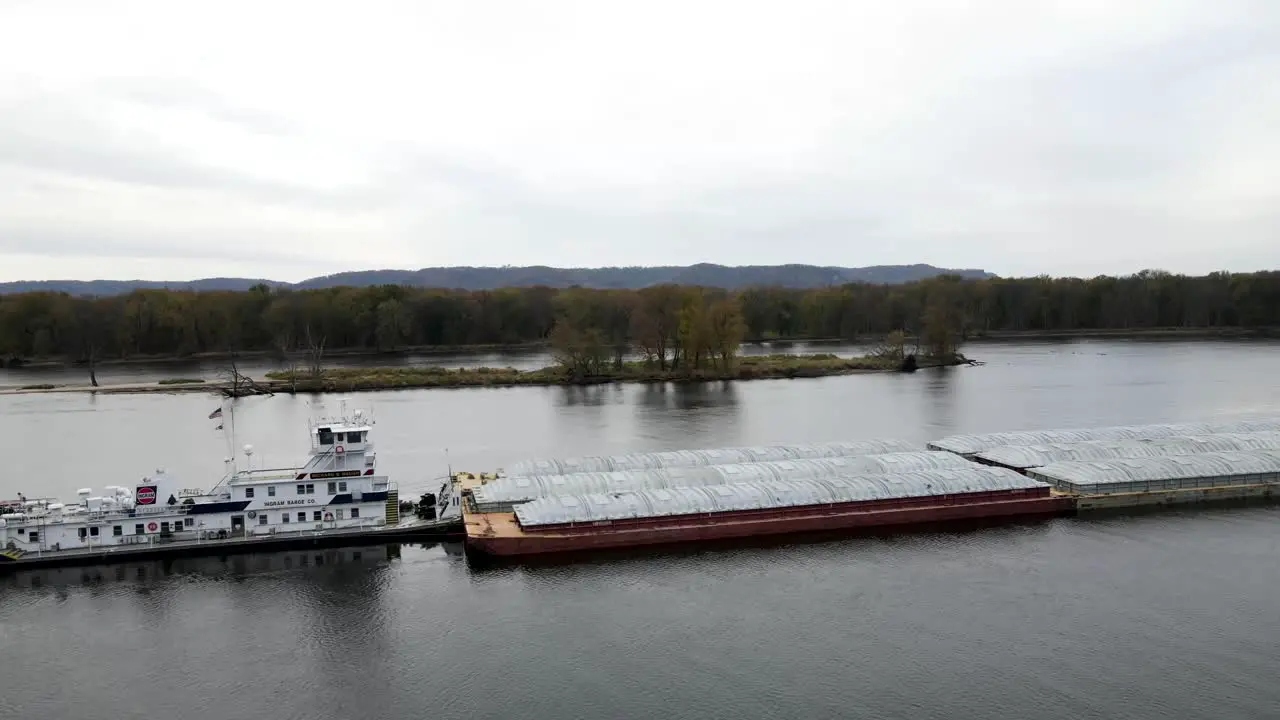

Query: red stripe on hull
467;496;1075;557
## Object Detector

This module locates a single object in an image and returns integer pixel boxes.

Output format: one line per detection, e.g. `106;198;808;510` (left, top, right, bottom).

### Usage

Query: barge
464;467;1074;558
1026;450;1280;512
1;408;464;573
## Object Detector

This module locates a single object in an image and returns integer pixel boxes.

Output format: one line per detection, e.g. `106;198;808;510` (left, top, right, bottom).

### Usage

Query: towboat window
338;481;347;492
282;514;290;523
336;509;344;520
305;484;315;494
350;508;359;518
89;527;99;537
297;484;305;495
134;524;144;535
318;429;334;445
28;531;38;542
268;486;276;497
113;525;122;536
185;518;194;527
327;482;336;494
297;512;306;522
245;487;255;499
258;515;268;525
313;510;322;522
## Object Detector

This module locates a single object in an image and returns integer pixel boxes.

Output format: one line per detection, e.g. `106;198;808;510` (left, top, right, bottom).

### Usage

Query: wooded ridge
1;270;1276;375
0;263;992;295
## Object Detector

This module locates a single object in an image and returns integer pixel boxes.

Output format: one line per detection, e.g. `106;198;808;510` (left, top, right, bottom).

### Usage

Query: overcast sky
1;1;1277;283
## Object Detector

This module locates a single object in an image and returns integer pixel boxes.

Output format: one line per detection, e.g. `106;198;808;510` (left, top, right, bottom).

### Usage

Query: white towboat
1;407;462;565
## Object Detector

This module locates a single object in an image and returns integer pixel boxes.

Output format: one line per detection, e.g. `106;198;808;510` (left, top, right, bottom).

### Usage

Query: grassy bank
0;352;968;395
5;326;1274;370
264;353;944;392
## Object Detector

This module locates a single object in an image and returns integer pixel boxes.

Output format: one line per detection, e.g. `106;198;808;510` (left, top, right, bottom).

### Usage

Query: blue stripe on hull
187;501;253;515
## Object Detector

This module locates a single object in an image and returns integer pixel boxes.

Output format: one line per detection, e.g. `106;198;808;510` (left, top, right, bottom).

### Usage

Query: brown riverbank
0;353;969;396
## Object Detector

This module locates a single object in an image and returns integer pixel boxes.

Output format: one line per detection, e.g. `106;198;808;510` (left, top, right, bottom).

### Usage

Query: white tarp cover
505;439;918;477
514;466;1046;526
476;452;972;505
927;418;1280;455
976;431;1280;469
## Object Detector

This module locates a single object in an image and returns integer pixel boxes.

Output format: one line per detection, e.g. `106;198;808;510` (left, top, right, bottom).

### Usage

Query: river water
1;339;1278;720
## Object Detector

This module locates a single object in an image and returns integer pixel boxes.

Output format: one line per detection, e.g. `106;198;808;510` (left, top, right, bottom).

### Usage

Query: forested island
1;269;1277;392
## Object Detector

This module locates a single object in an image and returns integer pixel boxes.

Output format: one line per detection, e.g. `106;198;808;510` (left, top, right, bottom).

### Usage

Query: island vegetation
0;269;1276;391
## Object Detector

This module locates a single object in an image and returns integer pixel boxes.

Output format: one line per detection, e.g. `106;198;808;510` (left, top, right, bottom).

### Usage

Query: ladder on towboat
1;548;25;561
385;489;399;525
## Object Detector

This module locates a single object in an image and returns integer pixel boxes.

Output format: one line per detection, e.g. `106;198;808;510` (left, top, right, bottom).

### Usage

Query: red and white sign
136;485;157;505
147;522;158;532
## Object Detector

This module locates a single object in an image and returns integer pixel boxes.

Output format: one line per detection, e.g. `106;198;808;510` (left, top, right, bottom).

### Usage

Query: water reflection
0;544;408;593
920;367;958;437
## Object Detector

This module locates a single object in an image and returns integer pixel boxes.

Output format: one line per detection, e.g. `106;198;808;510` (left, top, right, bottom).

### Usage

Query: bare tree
70;297;108;387
304;324;327;378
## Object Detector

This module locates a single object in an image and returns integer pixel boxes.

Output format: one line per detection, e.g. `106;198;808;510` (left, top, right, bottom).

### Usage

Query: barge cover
504;439;917;476
928;418;1280;456
474;452;973;506
1026;450;1280;495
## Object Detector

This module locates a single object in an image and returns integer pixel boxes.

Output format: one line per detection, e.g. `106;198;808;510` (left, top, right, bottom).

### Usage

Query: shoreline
0;354;968;396
963;327;1280;341
3;326;1275;372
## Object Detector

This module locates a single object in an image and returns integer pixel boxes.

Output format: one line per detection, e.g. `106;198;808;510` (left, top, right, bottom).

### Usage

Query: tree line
1;269;1277;371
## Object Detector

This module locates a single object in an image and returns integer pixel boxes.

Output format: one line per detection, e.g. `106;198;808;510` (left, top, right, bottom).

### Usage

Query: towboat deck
1;515;461;572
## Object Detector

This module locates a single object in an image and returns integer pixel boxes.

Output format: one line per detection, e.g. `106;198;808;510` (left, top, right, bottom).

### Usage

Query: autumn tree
706;299;747;370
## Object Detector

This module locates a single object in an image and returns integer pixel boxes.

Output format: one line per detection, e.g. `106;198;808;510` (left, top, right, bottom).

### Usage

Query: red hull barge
465;487;1075;557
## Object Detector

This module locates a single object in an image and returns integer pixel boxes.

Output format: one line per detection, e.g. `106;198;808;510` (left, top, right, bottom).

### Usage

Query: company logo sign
136;485;158;505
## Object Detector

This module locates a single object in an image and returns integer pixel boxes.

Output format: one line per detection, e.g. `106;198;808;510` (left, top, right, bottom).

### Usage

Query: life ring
147;522;158;532
247;510;257;519
335;446;345;454
324;512;334;521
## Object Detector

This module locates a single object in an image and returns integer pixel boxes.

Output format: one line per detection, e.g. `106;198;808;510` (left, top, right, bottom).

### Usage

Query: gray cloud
1;0;1278;281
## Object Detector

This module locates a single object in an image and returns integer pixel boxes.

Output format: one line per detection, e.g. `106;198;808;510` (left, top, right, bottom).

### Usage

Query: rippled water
2;339;1279;720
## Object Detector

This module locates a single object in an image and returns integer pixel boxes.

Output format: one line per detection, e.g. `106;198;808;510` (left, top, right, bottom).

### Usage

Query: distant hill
0;263;995;296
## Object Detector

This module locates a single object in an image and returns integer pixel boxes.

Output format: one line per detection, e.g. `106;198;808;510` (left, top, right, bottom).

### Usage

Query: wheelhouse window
327;482;336;494
297;484;305;495
318;428;334;445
